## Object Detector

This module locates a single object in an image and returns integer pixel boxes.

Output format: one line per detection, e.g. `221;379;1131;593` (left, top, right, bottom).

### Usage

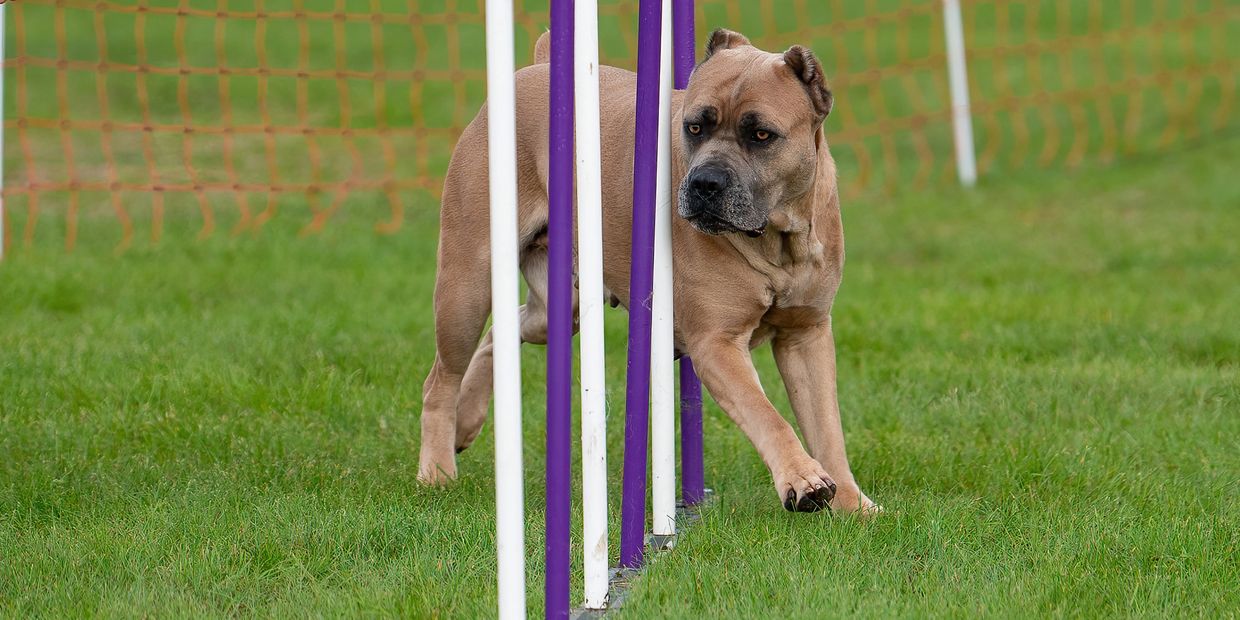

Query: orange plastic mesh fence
2;0;1236;252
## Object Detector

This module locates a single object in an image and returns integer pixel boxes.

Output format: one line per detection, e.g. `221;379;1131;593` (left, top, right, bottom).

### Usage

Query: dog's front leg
772;320;879;514
691;335;836;512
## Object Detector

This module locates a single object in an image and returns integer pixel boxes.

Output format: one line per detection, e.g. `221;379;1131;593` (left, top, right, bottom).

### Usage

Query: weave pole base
570;489;714;618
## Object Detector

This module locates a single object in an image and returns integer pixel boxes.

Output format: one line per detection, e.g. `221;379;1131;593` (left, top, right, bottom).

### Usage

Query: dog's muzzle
679;165;766;236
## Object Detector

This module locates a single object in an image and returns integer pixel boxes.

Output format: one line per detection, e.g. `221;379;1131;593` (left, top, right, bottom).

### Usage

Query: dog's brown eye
687;124;701;135
754;130;771;141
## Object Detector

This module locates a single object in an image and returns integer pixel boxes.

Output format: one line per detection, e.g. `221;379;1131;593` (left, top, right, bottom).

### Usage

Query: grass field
3;131;1239;616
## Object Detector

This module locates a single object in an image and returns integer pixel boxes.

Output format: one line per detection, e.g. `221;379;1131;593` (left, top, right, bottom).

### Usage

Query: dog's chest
750;301;825;349
760;263;835;330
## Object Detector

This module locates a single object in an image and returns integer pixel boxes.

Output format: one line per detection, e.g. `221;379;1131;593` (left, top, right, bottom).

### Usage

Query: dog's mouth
686;212;766;237
686;212;735;236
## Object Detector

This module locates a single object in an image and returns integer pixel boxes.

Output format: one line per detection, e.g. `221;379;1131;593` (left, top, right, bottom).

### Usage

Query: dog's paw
454;427;484;454
829;485;882;517
417;454;458;486
773;457;836;513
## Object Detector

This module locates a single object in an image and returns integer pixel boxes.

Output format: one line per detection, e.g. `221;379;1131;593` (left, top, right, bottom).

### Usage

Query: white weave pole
650;0;677;541
485;1;526;618
574;0;610;610
942;0;977;187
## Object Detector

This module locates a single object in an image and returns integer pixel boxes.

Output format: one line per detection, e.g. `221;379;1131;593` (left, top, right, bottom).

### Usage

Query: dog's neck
726;204;821;271
724;142;837;274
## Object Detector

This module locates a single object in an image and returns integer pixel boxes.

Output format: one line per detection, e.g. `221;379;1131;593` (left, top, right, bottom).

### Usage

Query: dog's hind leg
454;229;567;452
418;263;491;484
417;174;495;485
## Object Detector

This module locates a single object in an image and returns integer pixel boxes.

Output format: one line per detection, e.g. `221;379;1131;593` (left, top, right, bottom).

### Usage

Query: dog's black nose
688;166;730;196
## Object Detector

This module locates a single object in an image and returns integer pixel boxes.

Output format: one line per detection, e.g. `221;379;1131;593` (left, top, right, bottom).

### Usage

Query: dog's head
678;29;833;236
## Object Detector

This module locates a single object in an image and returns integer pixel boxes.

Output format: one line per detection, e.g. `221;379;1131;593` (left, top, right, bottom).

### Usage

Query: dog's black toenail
796;495;812;511
796;494;824;513
784;489;796;511
813;487;832;508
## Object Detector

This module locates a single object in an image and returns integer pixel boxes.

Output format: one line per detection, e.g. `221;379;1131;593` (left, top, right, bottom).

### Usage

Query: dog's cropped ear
783;45;834;120
703;28;751;61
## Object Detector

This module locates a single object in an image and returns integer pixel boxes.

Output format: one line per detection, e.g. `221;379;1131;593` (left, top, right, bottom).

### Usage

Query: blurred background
2;0;1235;251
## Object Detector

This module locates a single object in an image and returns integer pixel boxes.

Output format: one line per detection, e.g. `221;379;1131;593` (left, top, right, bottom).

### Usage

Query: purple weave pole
672;0;706;507
679;356;705;504
546;0;574;616
619;0;663;570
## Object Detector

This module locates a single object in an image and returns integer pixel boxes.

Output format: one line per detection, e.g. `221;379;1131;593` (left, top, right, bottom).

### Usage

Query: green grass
3;134;1239;617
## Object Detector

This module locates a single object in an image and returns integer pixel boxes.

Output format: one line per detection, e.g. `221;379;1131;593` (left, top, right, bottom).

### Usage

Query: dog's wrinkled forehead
684;29;833;129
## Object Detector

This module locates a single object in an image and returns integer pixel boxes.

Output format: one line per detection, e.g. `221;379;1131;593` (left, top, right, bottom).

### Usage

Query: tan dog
418;29;877;514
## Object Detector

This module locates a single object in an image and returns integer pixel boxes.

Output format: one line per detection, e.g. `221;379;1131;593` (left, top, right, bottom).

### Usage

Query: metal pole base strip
570;491;715;618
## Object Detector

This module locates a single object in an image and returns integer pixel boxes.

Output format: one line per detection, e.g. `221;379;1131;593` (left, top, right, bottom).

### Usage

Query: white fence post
942;0;977;187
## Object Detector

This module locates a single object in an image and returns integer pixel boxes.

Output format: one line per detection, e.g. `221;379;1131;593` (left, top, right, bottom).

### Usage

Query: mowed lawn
2;131;1238;616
